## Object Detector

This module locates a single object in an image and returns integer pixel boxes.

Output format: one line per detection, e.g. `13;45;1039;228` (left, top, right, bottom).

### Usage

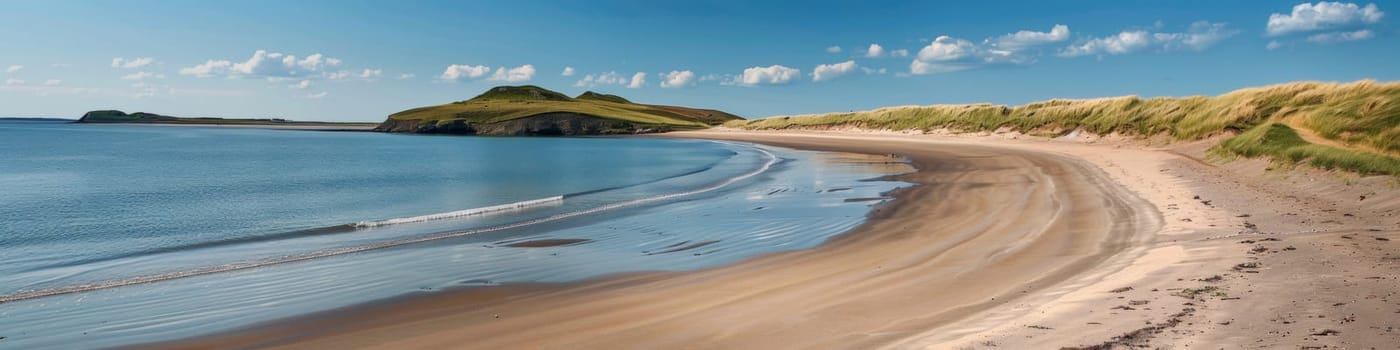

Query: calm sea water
0;121;910;349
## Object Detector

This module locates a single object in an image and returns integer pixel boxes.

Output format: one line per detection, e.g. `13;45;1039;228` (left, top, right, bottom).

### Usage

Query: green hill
725;80;1400;176
376;85;744;135
576;91;631;104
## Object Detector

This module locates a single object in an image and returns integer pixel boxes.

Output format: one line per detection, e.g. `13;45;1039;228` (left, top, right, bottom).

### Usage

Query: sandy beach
150;129;1399;349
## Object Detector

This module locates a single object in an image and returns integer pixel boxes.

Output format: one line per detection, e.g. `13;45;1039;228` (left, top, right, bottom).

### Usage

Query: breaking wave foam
352;196;564;228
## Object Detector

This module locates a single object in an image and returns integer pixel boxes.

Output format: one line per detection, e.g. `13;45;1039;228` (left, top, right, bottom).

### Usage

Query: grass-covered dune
377;85;743;135
726;80;1400;176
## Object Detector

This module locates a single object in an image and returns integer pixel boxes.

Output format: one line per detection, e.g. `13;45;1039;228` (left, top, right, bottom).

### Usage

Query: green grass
467;85;574;102
576;91;631;104
727;80;1400;176
1214;123;1400;176
389;86;742;128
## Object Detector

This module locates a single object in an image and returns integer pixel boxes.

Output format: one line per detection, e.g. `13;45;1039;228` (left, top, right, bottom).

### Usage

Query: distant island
76;110;380;130
374;85;744;136
0;117;74;122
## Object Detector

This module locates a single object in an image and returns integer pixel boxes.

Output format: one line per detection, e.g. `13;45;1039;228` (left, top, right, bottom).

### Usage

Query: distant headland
74;85;743;136
75;110;379;130
373;85;744;136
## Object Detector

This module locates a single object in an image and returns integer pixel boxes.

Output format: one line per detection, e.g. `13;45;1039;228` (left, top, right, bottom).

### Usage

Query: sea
0;120;911;349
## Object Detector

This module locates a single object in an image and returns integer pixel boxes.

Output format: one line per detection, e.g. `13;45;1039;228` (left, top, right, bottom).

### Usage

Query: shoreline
146;130;1175;349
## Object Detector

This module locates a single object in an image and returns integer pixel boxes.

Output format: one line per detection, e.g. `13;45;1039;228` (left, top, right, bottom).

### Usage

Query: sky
1;0;1397;122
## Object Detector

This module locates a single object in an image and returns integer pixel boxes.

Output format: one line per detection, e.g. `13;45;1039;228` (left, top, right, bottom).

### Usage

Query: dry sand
151;129;1399;349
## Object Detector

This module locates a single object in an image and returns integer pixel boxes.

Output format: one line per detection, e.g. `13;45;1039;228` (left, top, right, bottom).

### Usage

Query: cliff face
374;113;671;136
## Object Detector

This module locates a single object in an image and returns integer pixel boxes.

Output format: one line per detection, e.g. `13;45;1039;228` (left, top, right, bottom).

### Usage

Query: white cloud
1307;29;1375;43
289;80;311;89
488;64;536;82
397;73;416;80
179;50;342;79
1267;40;1287;50
5;79;23;85
575;71;629;87
1058;31;1152;57
1060;22;1236;57
121;71;164;80
5;65;22;74
1155;21;1240;50
325;70;353;80
305;91;328;99
890;49;909;57
861;67;888;75
735;65;800;86
903;23;1217;75
627;72;646;88
813;60;858;82
1;84;254;99
908;36;982;75
440;64;491;80
917;36;977;62
561;66;575;76
826;46;842;53
294;54;334;71
44;79;61;86
660;70;696;88
698;73;722;82
909;60;974;75
180;60;232;78
322;67;383;80
111;57;154;69
989;24;1070;50
1267;2;1385;36
865;43;886;58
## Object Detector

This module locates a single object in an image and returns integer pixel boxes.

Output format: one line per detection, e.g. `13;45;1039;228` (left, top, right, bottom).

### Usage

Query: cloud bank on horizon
0;1;1394;120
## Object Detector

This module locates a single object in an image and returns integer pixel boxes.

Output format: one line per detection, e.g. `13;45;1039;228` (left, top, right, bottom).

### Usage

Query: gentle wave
0;144;777;305
352;196;564;228
18;155;724;273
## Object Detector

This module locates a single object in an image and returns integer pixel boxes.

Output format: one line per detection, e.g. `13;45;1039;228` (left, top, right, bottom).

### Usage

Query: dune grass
727;80;1400;176
1214;123;1400;176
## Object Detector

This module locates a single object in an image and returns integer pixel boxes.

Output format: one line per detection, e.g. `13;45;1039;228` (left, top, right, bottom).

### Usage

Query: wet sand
149;130;1399;349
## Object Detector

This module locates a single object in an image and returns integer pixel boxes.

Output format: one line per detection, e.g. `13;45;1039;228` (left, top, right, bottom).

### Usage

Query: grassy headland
378;85;743;135
725;80;1400;176
77;110;379;128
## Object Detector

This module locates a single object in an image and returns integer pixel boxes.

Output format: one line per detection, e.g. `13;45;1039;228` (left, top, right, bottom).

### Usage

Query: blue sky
1;0;1397;121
